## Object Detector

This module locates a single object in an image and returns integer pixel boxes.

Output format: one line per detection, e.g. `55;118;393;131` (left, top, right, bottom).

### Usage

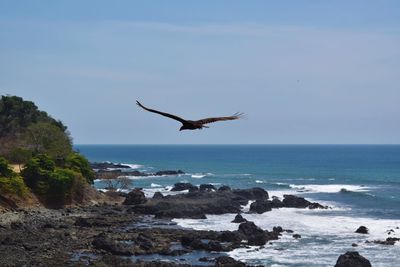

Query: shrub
22;154;55;191
46;168;75;203
65;153;95;184
21;154;87;205
0;156;29;197
0;157;13;177
0;175;29;196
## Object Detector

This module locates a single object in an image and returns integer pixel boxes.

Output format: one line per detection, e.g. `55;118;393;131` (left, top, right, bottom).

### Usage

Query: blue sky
1;1;399;144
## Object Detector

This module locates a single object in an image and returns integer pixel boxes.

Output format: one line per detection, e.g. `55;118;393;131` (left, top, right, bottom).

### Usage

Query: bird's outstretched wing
136;101;187;123
196;112;244;125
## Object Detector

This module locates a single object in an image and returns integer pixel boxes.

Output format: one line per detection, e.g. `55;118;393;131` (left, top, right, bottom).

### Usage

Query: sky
0;1;399;144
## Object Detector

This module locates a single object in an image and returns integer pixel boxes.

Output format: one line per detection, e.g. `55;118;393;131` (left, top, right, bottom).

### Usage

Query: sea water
76;145;400;267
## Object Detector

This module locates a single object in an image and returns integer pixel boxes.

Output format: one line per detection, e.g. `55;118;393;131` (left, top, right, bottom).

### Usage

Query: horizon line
74;143;400;146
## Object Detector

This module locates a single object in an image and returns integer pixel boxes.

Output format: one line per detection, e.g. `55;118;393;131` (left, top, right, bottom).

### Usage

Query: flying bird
136;101;243;131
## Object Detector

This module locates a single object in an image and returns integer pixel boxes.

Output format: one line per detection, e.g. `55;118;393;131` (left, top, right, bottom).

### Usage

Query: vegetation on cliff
0;95;95;207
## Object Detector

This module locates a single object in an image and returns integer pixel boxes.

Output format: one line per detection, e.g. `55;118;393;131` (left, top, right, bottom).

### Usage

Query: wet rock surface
0;187;348;267
123;188;147;205
92;162;185;180
355;226;369;234
334;251;372;267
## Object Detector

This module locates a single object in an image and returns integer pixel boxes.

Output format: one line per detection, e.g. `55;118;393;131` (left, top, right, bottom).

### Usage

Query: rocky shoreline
91;162;185;180
0;185;378;267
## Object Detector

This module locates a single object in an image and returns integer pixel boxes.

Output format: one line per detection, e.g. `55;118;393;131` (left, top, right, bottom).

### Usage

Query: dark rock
74;217;92;227
215;256;246;267
231;214;247;223
188;186;199;193
273;226;283;233
282;195;310;208
218;185;231;191
10;222;23;230
200;184;217;192
92;234;133;256
207;240;223;251
199;257;213;262
153;192;164;199
136;233;154;250
334;251;372;267
171;183;197;192
238;221;266;246
91;162;131;170
130;187;278;219
352;243;358;247
373;237;400;245
218;231;242;243
155;170;185;176
249;200;273;214
123;189;147;205
292;234;301;239
308;202;327;209
180;236;207;250
271;196;284;208
233;187;269;201
355;226;369;234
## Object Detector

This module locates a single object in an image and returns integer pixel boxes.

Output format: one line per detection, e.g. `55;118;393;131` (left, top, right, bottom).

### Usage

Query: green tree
26;122;72;160
0;95;70;158
65;153;95;184
21;154;80;205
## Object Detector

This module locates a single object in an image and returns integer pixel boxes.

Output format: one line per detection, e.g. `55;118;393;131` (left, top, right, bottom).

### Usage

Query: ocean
76;144;400;267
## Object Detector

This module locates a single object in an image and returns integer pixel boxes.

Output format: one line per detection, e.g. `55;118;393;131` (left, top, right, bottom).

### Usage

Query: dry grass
9;164;22;173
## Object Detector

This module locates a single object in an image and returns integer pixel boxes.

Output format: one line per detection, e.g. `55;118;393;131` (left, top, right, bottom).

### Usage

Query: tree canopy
0;95;72;161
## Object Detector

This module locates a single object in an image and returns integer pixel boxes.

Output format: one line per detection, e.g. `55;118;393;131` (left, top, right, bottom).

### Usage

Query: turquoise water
76;144;400;219
76;144;400;266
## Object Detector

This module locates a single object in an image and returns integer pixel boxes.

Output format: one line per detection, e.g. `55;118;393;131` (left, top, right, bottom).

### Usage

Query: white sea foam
191;174;206;178
142;187;188;198
150;183;162;187
255;180;265;184
119;163;143;169
289;184;371;193
174;209;400;266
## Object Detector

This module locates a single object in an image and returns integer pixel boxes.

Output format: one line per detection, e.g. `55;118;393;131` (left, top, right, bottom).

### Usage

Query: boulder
271;196;284;208
334;251;371;267
152;192;164;199
200;184;217;192
231;214;247;223
123;189;146;205
233;187;269;201
170;183;197;191
207;240;223;251
238;221;267;246
218;231;242;243
215;256;246;267
373;237;400;245
282;195;311;208
188;186;199;193
308;202;327;209
155;170;184;176
249;199;273;214
92;234;133;256
355;226;369;234
218;185;231;192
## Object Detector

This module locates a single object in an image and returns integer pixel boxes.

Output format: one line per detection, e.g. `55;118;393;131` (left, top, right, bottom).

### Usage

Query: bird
136;101;243;131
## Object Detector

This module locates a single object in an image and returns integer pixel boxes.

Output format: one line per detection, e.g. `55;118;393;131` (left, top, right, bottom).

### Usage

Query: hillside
0;95;121;210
